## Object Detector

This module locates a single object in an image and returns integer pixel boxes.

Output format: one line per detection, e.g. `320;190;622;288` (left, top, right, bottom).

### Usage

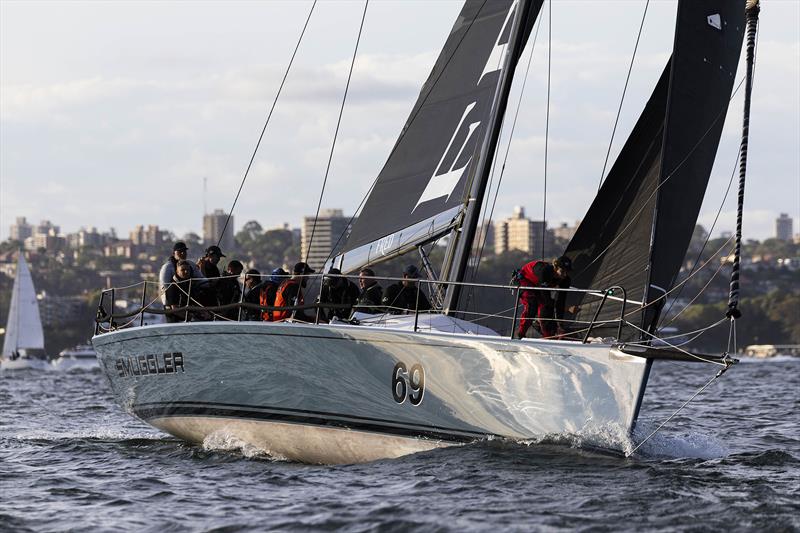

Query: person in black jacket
165;260;196;322
382;265;431;315
242;269;262;320
196;245;226;308
218;260;244;320
355;268;383;314
318;268;360;322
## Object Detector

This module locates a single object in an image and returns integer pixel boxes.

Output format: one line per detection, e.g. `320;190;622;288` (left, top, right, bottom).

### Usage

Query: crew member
355;268;383;314
165;260;199;322
381;265;431;315
260;267;288;321
242;269;262;320
318;268;359;322
218;260;244;320
273;262;315;322
158;242;205;305
196;245;226;307
514;256;574;339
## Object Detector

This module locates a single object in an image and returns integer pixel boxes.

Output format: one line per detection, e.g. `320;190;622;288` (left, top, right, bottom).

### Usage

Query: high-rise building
24;220;63;251
553;221;580;242
9;217;32;242
130;224;164;247
203;209;235;252
776;213;793;242
68;227;104;249
474;220;494;256
493;206;554;256
301;209;353;271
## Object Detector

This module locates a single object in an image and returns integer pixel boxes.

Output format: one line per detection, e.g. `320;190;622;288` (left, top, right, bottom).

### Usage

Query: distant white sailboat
1;253;48;370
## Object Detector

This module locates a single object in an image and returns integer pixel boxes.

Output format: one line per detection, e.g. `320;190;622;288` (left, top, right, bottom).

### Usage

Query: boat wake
629;421;729;460
201;430;287;461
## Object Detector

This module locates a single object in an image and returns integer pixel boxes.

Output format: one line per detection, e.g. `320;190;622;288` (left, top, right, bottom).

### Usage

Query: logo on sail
413;1;518;211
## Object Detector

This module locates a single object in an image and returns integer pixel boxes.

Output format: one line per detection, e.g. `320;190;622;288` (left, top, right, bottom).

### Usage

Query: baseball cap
293;262;315;275
205;245;226;257
403;265;421;278
173;241;188;252
554;256;573;271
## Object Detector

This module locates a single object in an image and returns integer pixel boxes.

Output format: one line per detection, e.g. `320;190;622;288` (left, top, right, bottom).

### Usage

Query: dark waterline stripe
134;402;486;443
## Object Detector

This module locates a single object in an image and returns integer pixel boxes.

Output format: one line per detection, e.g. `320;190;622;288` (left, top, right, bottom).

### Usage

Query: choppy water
1;357;798;531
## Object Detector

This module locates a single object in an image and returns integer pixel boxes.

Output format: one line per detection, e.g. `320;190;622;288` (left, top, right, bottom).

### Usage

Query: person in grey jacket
159;241;206;304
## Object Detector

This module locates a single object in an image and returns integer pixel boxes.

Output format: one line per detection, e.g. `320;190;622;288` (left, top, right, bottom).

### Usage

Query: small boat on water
1;252;49;371
51;344;98;371
93;0;760;463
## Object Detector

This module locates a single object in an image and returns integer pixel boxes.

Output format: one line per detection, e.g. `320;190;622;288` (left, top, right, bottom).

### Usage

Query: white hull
93;321;651;464
1;357;51;371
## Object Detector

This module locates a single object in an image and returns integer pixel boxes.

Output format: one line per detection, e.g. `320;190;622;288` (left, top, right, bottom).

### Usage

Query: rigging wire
315;0;491;273
597;0;650;191
572;75;747;280
626;366;730;457
661;10;760;325
659;147;740;325
216;0;317;248
304;0;369;265
541;0;551;260
463;12;545;314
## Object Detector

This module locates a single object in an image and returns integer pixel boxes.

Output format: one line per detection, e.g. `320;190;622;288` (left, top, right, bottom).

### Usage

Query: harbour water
1;356;798;531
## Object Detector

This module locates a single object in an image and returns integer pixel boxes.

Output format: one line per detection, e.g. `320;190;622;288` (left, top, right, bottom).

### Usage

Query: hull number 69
391;362;425;405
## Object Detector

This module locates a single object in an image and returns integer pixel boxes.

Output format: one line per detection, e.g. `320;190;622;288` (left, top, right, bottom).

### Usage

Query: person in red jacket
514;256;574;339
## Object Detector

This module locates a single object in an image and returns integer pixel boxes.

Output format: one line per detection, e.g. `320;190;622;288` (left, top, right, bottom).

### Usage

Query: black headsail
564;0;745;340
334;0;541;275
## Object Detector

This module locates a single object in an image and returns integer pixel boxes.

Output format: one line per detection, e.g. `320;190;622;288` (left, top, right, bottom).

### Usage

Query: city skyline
6;206;796;256
2;1;798;242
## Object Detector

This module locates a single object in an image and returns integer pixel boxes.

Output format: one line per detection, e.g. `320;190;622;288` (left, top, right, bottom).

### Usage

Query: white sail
2;253;45;356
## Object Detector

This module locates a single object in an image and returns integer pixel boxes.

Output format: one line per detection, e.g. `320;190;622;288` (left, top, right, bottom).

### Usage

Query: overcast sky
1;0;798;243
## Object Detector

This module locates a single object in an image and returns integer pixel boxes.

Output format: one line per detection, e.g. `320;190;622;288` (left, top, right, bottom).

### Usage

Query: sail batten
2;253;45;356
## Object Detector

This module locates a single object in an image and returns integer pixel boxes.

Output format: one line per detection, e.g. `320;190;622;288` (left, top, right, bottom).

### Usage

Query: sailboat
92;0;757;463
1;253;48;370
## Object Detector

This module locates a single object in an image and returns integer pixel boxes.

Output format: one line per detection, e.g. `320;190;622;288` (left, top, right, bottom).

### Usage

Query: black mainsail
564;0;745;339
335;0;541;275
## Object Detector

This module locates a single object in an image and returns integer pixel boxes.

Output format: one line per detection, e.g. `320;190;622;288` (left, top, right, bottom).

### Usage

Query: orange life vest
272;279;301;321
259;281;276;322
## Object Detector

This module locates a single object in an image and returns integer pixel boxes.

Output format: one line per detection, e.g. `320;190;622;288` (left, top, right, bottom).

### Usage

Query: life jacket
272;279;301;321
259;281;277;321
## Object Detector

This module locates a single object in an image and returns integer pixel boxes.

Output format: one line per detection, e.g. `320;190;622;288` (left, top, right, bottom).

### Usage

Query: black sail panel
341;0;527;262
563;65;671;335
565;1;745;339
644;0;745;329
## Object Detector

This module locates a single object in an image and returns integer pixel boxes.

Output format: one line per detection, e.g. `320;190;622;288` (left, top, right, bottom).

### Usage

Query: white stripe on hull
153;415;450;464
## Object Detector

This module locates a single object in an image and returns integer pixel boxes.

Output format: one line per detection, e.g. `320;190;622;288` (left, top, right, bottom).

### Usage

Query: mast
442;0;537;313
